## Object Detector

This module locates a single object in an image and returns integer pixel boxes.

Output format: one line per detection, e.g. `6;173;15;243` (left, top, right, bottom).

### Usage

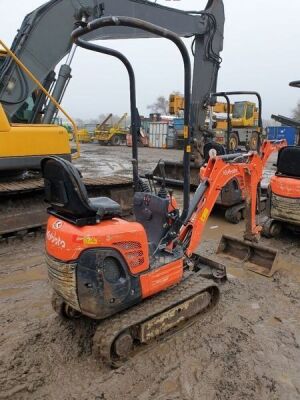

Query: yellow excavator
95;112;128;145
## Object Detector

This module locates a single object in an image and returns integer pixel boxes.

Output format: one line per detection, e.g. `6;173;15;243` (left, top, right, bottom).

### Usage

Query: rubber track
0;175;133;239
0;175;132;196
93;272;219;367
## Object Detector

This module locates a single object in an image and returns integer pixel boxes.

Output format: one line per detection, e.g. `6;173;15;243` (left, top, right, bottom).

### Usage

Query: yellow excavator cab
232;101;257;128
0;103;71;170
0;103;11;131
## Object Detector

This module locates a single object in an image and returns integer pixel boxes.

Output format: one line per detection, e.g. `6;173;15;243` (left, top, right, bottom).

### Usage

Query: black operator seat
276;146;300;178
41;156;121;226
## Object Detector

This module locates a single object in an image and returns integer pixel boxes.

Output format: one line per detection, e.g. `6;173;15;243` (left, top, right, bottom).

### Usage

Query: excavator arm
179;153;263;256
260;139;287;168
114;113;128;129
96;113;112;129
0;0;224;152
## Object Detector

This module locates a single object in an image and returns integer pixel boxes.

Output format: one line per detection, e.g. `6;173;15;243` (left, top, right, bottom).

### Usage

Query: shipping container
141;119;150;134
172;118;184;149
148;122;169;148
266;126;299;146
166;127;176;149
173;117;184;131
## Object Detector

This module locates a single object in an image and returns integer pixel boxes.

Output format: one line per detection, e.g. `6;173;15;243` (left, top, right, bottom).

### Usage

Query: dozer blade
217;235;281;277
152;161;200;187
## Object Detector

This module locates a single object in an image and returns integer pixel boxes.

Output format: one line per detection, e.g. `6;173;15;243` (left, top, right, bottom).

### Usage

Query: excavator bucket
217;235;281;277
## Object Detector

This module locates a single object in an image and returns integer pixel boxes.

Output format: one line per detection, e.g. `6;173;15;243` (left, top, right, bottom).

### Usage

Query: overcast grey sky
1;0;300;120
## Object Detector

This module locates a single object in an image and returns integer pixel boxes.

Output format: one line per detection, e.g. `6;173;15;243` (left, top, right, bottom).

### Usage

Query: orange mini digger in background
42;17;266;366
262;81;300;238
262;145;300;237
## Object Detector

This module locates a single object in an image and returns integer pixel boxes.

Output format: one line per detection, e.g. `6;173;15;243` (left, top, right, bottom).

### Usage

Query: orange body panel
140;259;183;299
270;176;300;199
46;216;149;274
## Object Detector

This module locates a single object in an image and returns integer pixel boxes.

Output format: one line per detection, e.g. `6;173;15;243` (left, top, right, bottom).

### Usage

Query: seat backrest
133;192;169;254
41;156;97;221
277;146;300;178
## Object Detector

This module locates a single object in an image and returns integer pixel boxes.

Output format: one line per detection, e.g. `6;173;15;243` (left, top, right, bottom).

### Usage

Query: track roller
262;218;282;238
51;292;81;319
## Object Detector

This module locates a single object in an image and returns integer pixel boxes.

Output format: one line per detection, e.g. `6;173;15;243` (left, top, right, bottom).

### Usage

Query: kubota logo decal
47;230;66;249
52;220;63;230
223;168;238;176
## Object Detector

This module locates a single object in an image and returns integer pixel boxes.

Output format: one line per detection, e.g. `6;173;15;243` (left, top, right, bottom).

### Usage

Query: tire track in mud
2;275;298;400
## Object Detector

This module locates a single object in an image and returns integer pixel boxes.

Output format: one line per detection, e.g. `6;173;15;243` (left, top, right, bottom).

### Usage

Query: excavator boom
0;0;224;142
97;113;112;129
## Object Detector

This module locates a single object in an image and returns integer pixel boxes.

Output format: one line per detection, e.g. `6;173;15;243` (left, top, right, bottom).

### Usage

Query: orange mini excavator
262;80;300;238
199;138;287;223
42;17;265;366
262;145;300;237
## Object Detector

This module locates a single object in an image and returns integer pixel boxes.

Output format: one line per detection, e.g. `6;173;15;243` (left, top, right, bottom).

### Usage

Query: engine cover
270;176;300;226
45;215;149;275
46;248;142;319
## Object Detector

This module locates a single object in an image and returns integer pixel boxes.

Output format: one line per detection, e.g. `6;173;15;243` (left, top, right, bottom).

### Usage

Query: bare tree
292;100;300;120
147;95;169;114
75;118;84;128
171;90;183;97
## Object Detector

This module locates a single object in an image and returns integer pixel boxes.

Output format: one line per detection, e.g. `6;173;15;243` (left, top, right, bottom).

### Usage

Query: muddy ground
0;144;300;400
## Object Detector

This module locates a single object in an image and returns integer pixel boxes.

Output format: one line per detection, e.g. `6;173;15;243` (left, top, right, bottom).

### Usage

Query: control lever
131;158;138;179
132;159;152;193
158;160;166;188
158;160;168;198
144;173;155;194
